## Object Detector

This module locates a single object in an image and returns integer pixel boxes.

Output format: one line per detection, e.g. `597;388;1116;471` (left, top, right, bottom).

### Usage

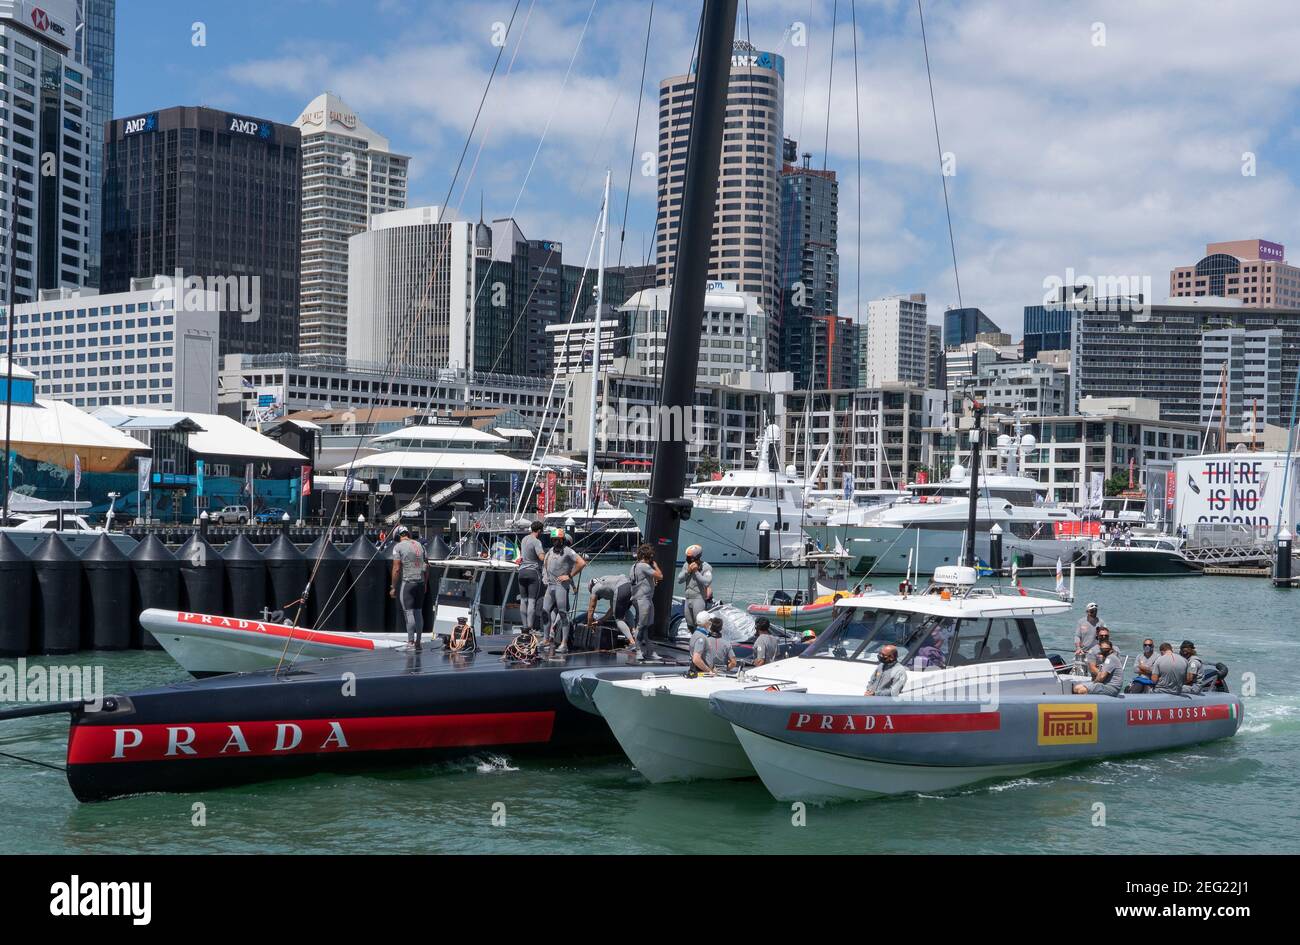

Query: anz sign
227;115;275;141
123;113;158;136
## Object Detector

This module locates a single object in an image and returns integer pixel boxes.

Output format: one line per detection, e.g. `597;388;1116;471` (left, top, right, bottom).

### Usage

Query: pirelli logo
1037;703;1098;745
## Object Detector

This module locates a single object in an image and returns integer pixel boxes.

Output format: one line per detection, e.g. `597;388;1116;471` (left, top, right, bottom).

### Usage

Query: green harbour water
1;563;1297;854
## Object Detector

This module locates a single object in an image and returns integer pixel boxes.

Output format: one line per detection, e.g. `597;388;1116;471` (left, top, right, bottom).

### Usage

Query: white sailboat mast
585;170;610;512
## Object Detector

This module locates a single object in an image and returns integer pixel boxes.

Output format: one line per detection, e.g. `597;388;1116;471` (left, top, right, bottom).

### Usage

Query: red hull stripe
174;612;376;651
786;711;1001;734
67;712;556;765
1126;704;1232;726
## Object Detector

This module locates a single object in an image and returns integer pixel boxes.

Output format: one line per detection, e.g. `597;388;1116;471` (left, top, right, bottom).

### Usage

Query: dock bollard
758;520;772;564
345;534;386;634
178;528;224;616
222;534;268;620
304;536;348;633
80;534;132;651
264;528;308;624
29;534;82;655
990;523;1004;574
130;534;180;649
0;534;33;657
1277;530;1293;585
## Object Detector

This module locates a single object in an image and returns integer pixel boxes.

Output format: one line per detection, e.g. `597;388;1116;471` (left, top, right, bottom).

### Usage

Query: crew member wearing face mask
1074;639;1123;696
866;644;909;697
677;544;714;631
690;616;736;675
541;528;586;653
1128;638;1158;693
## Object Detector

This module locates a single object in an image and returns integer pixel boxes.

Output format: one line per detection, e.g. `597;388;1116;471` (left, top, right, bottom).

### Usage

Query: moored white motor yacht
622;423;814;565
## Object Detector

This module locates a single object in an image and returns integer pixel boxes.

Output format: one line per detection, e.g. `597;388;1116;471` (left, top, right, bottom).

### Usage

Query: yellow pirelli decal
1037;703;1099;745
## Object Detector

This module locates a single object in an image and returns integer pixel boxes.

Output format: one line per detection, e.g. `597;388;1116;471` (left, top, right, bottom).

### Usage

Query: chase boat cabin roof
831;566;1072;620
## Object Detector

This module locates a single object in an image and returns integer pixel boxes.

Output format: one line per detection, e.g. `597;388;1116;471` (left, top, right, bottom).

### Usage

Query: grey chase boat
707;568;1241;802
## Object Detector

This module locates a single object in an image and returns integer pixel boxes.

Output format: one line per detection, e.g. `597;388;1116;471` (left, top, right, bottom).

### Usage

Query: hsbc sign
13;1;73;46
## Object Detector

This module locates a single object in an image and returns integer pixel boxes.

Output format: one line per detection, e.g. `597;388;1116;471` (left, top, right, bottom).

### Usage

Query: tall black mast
644;0;738;642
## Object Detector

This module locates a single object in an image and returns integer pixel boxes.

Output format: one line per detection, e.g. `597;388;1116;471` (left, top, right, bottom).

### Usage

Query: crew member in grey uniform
541;528;586;652
628;543;662;657
1085;626;1116;663
1074;603;1101;661
1073;639;1123;696
388;526;429;650
690;616;736;675
865;644;908;696
1128;637;1158;693
1149;643;1189;695
750;616;780;666
586;574;636;648
677;544;714;631
1180;640;1205;693
516;521;546;633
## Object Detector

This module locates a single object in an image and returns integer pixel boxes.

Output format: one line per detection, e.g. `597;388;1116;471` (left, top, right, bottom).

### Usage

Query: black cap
1181;639;1195;650
754;617;770;632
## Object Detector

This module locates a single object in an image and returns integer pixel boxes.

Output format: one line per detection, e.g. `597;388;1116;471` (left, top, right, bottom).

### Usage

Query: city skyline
110;0;1300;336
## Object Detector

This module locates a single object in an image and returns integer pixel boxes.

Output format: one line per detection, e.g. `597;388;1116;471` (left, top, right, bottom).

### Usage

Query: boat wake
475;753;520;774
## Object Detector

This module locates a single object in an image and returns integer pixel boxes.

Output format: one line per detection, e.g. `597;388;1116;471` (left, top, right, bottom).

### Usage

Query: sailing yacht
622;423;812;565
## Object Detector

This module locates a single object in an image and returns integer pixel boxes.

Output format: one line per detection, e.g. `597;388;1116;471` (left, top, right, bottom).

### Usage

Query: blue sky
115;0;1300;336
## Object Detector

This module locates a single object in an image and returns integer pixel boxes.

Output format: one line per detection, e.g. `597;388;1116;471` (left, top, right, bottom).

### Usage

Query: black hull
65;644;683;802
1097;549;1202;577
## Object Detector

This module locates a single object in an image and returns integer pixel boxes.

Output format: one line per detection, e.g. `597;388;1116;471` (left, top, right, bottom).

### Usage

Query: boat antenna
2;168;17;524
963;395;985;569
642;0;737;645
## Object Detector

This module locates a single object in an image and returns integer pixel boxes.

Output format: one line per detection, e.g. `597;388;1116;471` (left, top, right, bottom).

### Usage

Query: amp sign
1174;452;1300;539
123;113;158;136
227;115;274;140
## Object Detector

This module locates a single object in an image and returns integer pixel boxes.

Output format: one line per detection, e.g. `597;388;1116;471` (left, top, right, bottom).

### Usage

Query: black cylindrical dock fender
29;533;83;655
303;535;348;632
345;535;386;634
178;531;224;616
129;534;180;649
263;532;308;624
80;534;132;651
222;534;267;620
0;534;33;657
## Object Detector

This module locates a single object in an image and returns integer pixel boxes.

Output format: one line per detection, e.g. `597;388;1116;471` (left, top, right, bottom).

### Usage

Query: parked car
254;507;289;525
211;505;250;525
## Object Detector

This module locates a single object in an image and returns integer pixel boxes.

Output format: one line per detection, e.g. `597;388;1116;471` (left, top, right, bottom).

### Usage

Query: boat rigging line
917;0;963;310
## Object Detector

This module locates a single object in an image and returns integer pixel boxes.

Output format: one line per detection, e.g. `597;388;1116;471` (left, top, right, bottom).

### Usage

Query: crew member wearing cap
866;644;908;696
388;526;429;650
542;527;586;653
1180;640;1205;693
1073;638;1123;696
750;617;780;666
1085;625;1118;663
1075;602;1102;660
586;573;636;648
690;616;736;675
677;544;714;632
